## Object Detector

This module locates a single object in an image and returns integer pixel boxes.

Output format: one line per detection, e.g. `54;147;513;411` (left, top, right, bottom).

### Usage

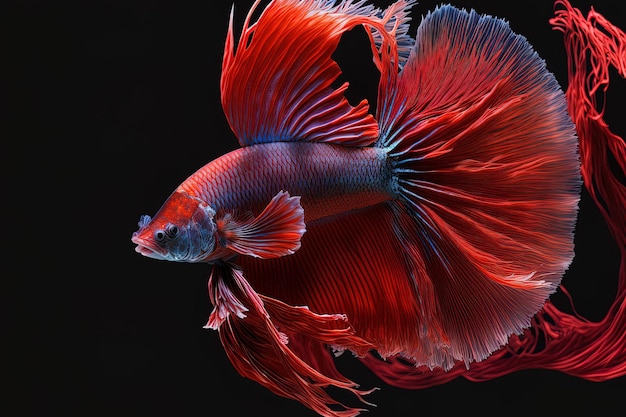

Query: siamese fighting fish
132;0;626;415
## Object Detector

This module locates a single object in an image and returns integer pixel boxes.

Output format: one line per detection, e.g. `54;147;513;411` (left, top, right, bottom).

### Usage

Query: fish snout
131;230;168;259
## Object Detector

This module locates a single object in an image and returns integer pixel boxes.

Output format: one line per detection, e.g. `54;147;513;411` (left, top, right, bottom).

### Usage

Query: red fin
359;0;626;388
375;5;581;366
552;0;626;249
221;0;414;147
206;263;375;417
242;200;574;370
240;203;422;350
218;191;305;259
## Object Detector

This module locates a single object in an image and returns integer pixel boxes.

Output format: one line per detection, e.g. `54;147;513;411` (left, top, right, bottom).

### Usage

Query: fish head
131;191;217;262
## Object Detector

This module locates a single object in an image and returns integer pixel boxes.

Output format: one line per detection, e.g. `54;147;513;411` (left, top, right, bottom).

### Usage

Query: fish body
133;142;392;263
176;142;392;223
129;0;626;416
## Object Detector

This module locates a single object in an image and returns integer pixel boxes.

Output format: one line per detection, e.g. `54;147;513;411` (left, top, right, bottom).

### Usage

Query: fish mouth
131;233;168;260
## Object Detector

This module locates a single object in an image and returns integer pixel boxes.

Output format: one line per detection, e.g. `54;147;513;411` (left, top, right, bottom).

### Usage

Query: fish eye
167;224;179;238
154;230;166;242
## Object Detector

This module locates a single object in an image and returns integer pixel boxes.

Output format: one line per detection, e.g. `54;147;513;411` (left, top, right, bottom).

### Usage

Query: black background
7;0;625;416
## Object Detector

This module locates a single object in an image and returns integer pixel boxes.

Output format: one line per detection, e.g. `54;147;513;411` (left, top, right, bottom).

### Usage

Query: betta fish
132;0;626;415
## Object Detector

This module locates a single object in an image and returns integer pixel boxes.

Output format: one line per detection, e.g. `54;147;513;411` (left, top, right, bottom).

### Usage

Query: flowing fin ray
374;5;581;367
363;0;626;386
218;191;306;259
207;263;375;417
221;0;416;147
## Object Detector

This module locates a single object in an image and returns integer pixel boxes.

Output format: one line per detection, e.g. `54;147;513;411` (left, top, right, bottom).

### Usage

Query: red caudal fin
360;1;626;386
217;191;306;259
376;4;581;368
220;0;415;147
206;263;375;417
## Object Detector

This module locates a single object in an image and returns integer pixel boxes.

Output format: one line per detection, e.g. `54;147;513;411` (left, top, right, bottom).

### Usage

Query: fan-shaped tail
374;4;580;368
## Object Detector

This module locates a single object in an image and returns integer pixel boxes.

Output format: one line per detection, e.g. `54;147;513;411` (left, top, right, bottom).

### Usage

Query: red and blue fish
132;0;626;415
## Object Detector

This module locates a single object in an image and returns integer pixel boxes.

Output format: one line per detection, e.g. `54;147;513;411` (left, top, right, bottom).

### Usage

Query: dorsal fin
221;0;416;147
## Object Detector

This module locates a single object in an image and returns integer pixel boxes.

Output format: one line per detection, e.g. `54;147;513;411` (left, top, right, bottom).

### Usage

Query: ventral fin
221;0;416;147
206;262;375;417
218;191;306;259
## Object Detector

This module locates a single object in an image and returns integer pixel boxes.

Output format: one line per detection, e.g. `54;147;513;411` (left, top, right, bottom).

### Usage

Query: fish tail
371;5;581;368
362;1;626;385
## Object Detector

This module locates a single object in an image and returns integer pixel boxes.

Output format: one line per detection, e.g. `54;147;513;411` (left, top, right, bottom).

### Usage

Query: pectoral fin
219;191;306;259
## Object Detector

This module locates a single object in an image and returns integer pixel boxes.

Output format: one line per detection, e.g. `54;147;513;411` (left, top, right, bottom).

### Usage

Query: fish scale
177;141;393;222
